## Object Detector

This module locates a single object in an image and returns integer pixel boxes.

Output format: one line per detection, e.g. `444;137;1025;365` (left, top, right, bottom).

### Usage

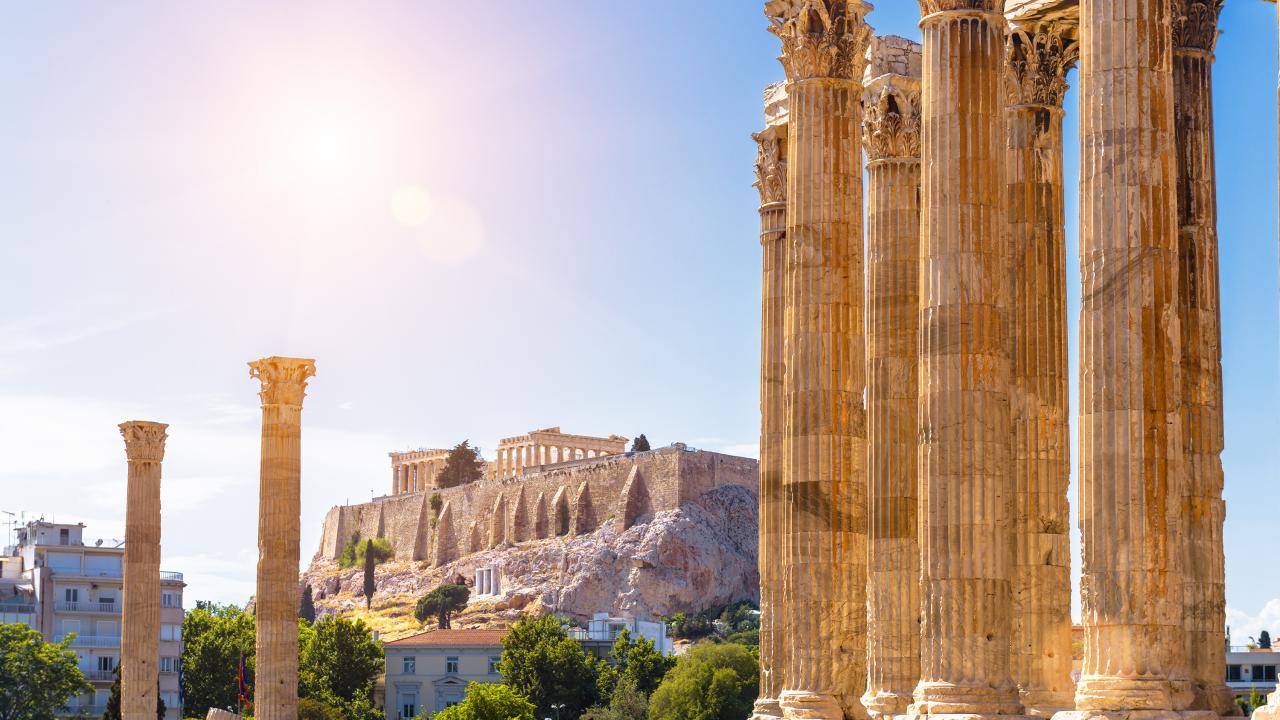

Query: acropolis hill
304;429;761;637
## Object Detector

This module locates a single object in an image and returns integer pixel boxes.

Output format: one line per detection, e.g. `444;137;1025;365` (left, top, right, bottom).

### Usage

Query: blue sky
0;2;1277;638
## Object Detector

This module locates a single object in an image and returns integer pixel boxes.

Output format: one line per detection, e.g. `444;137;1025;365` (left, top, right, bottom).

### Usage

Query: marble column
1062;0;1184;716
912;1;1020;717
1172;1;1236;714
862;36;922;720
250;356;316;720
120;421;168;720
391;465;399;496
766;2;871;717
1004;24;1076;718
752;81;788;720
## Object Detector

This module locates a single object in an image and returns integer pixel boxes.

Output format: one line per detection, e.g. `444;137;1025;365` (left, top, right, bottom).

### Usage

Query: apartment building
1;520;185;719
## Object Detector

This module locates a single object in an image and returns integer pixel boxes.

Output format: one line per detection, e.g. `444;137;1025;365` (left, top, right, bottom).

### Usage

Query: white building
2;520;186;719
382;628;508;719
568;613;674;659
1227;646;1278;710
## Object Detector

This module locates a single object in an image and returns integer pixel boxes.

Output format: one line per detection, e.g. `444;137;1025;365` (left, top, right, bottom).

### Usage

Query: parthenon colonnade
753;1;1239;719
120;421;168;720
250;356;316;720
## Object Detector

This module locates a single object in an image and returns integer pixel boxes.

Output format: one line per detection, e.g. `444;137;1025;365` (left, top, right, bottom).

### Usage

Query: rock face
301;484;759;637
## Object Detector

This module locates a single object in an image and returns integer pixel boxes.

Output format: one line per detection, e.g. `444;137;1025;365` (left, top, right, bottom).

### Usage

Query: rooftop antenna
0;511;14;551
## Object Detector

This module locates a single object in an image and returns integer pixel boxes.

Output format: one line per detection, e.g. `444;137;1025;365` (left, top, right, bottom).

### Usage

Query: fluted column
251;356;317;720
752;85;788;720
862;38;922;720
120;421;168;720
1004;24;1076;719
912;2;1020;717
391;465;399;495
766;2;871;718
1065;0;1184;716
1172;2;1235;715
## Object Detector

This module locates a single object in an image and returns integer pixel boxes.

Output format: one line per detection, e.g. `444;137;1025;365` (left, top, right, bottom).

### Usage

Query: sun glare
267;98;382;200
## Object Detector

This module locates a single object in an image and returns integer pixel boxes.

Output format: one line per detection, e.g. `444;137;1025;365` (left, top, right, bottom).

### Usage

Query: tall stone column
912;2;1020;717
1171;1;1236;715
120;421;168;720
251;356;317;720
1004;24;1076;719
765;2;871;717
752;80;789;720
861;35;922;720
1060;0;1184;717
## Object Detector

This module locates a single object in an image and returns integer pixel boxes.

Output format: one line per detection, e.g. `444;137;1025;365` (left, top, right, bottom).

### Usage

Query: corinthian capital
119;421;169;462
1005;23;1078;109
249;356;317;407
863;83;921;162
753;130;788;205
766;0;873;82
919;0;1005;16
1172;0;1224;54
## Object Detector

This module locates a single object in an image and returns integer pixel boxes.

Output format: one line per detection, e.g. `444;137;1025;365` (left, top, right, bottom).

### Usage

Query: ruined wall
316;446;759;567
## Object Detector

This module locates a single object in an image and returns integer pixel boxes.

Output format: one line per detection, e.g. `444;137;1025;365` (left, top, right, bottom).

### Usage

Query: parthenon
389;427;628;495
754;2;1238;720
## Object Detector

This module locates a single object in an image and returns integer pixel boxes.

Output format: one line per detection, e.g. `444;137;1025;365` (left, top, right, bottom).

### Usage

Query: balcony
57;706;107;718
159;571;183;582
82;669;115;682
55;634;120;648
0;604;36;614
56;601;120;614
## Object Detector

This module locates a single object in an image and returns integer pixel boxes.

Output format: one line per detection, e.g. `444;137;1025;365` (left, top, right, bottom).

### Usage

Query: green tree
414;585;471;630
630;435;651;452
338;535;394;569
363;540;377;609
582;677;649;720
430;682;536;720
1262;630;1273;650
597;629;674;700
180;603;256;714
500;615;600;720
297;697;342;720
298;616;384;708
299;584;316;624
0;622;91;720
100;665;165;720
647;643;758;720
435;440;485;488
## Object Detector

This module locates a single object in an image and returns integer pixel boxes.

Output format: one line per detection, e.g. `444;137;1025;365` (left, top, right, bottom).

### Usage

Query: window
97;656;115;672
162;592;180;609
1228;665;1243;682
60;529;70;545
160;657;179;673
160;624;180;641
64;588;80;604
446;656;459;674
1263;666;1279;682
98;621;118;638
489;656;500;674
402;656;416;674
397;690;418;720
160;692;180;710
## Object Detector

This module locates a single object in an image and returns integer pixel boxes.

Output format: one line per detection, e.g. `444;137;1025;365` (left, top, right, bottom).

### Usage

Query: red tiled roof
384;628;509;647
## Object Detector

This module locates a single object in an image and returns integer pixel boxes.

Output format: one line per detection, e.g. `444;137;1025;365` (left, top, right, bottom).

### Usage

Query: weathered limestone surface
766;1;872;717
251;356;316;720
1171;2;1237;715
120;421;168;720
1060;0;1185;717
911;1;1021;717
1004;23;1076;719
862;34;922;720
753;79;789;720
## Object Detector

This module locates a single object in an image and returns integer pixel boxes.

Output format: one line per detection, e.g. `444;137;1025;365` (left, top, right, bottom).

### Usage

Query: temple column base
781;691;844;720
1021;691;1076;719
1196;684;1243;717
753;698;785;720
865;690;915;720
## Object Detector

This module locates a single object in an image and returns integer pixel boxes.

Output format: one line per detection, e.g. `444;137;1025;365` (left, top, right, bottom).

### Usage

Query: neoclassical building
753;2;1238;720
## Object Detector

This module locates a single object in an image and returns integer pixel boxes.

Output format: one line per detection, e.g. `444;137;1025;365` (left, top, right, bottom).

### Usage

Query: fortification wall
315;446;759;567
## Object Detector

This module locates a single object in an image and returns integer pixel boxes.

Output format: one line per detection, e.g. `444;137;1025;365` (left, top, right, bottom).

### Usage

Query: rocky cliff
300;484;759;640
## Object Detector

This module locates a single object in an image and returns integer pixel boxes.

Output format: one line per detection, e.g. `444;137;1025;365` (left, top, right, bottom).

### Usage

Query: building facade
382;629;508;719
569;613;674;659
1;520;185;719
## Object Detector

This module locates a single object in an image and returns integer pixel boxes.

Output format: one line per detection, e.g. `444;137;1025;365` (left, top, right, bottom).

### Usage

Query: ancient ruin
249;356;316;720
755;2;1235;720
119;421;168;720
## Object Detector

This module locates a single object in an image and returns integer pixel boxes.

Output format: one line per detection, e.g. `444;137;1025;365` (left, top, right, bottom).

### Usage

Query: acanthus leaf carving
766;0;872;82
1172;0;1224;53
918;0;1003;16
862;84;921;162
1004;24;1079;109
753;132;788;205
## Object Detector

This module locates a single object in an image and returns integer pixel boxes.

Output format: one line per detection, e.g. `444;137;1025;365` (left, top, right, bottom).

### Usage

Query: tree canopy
0;622;91;720
630;435;651;452
415;584;470;630
499;615;601;720
580;676;649;720
431;682;536;720
180;603;256;715
299;585;316;623
647;642;758;720
596;628;674;700
435;440;485;488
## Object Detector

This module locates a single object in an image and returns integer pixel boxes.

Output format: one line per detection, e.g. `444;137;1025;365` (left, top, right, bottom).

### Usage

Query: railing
83;669;115;682
54;634;120;648
159;571;183;581
56;602;120;614
0;604;35;614
57;706;107;717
